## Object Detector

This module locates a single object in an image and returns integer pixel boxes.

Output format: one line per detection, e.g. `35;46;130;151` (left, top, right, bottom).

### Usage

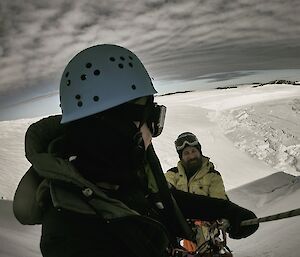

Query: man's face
181;146;202;172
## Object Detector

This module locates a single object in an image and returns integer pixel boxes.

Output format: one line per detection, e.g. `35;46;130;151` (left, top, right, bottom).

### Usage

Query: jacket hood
23;114;140;219
24;115;89;186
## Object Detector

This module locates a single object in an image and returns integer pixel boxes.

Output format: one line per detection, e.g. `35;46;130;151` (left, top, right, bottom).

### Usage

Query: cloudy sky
1;0;300;110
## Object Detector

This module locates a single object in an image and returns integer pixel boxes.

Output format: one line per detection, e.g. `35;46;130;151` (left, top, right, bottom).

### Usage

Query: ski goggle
109;99;167;137
146;103;167;137
175;133;199;151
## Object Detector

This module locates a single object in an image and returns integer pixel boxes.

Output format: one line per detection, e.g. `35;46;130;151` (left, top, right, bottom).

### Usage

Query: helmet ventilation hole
75;94;81;100
131;84;136;90
110;56;133;69
94;69;100;76
86;63;92;68
77;101;83;107
65;72;69;78
81;74;87;80
93;96;99;102
67;80;71;86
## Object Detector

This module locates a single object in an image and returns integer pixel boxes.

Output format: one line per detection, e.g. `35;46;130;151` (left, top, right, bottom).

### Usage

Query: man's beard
182;157;203;178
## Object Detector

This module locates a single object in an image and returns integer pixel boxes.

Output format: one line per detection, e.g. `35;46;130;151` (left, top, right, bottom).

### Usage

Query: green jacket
13;115;159;224
165;157;227;199
13;115;175;257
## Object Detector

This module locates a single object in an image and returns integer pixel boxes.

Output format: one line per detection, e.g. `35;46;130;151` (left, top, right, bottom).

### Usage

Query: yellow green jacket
165;157;227;199
165;157;227;249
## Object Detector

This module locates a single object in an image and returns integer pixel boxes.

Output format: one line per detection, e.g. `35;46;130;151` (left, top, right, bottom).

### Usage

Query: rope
241;207;300;226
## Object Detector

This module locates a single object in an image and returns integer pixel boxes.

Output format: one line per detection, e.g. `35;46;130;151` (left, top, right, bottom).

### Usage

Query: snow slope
0;83;299;256
217;97;300;176
0;118;39;200
0;200;41;257
228;172;300;257
153;84;300;189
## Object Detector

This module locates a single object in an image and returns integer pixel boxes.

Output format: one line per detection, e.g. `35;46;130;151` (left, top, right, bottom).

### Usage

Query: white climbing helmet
59;44;157;124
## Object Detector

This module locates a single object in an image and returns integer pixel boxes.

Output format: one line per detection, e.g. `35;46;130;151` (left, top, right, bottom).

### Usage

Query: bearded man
165;132;228;253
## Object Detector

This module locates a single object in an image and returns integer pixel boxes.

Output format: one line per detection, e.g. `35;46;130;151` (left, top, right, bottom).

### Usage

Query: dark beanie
175;132;202;159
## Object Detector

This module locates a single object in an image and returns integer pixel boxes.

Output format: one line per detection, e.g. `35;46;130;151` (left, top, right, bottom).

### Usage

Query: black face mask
65;115;144;184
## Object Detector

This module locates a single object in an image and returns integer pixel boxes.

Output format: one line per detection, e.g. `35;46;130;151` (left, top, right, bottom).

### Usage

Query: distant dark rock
158;90;193;96
215;86;238;90
252;79;299;88
269;79;293;85
252;84;264;88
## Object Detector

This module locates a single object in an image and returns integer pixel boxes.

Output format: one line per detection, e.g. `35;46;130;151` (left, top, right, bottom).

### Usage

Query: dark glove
226;202;259;239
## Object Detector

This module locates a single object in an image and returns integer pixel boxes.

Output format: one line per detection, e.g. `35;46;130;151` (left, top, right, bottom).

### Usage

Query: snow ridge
217;98;300;175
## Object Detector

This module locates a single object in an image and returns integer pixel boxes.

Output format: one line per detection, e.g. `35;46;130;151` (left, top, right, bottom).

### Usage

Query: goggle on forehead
146;103;167;137
175;134;199;151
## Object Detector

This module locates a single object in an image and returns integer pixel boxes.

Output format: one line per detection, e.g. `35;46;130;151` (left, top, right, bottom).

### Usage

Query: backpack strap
147;145;195;241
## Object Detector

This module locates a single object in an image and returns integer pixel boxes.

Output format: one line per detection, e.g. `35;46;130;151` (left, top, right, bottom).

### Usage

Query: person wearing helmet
13;44;258;257
165;132;229;253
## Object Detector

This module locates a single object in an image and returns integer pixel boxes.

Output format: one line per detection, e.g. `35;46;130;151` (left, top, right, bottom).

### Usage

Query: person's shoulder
208;166;221;176
205;157;221;176
166;167;179;173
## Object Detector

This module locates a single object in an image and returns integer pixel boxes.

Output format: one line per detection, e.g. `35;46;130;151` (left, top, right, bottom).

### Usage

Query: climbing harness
171;220;233;257
170;207;300;257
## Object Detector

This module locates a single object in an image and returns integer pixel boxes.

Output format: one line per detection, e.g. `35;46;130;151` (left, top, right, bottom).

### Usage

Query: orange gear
183;239;197;253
